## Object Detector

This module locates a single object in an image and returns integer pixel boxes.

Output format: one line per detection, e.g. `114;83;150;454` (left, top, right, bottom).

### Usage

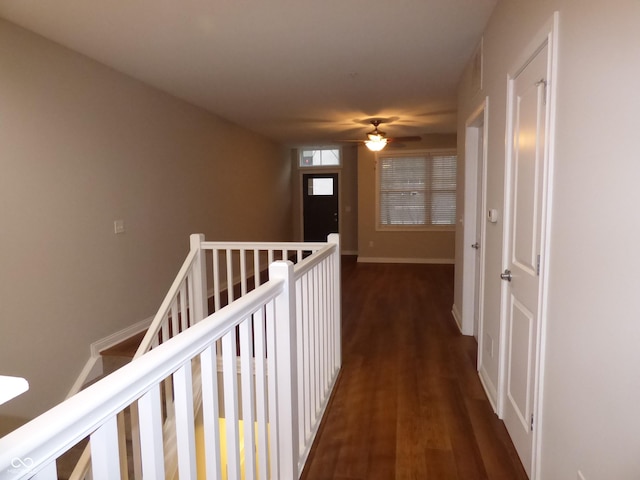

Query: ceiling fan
338;119;422;151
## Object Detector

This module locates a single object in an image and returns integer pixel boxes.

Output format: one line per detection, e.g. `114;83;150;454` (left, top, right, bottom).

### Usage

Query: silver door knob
471;243;480;249
500;269;512;282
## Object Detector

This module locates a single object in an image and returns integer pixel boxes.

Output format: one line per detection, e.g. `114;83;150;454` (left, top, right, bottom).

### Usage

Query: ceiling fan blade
388;136;422;142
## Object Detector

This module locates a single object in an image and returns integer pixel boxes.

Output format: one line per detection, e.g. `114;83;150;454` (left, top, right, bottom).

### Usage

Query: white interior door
502;43;550;476
462;102;488;340
473;122;485;340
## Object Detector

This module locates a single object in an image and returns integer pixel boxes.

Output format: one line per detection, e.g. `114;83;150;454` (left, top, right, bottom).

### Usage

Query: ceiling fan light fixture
367;132;384;141
365;137;388;151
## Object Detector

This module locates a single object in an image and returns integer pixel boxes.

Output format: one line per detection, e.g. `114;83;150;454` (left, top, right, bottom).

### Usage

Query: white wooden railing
0;234;341;480
136;234;334;357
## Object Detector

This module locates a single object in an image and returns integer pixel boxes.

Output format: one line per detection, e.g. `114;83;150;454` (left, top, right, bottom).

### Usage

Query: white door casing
473;120;485;342
499;13;558;479
462;100;489;340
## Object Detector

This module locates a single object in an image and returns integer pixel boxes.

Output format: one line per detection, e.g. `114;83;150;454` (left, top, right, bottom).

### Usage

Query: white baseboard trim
67;316;154;399
478;364;498;414
356;256;455;265
90;316;154;357
451;304;463;332
66;356;103;399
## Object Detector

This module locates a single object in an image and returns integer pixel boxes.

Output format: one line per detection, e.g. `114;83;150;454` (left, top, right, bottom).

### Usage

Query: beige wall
456;1;640;477
357;135;457;262
0;19;291;432
290;145;358;253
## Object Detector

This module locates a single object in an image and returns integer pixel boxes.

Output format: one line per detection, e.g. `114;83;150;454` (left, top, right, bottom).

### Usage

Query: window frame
298;146;342;168
375;149;457;232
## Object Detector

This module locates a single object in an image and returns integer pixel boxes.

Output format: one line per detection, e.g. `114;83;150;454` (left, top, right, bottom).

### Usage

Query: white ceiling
0;0;496;146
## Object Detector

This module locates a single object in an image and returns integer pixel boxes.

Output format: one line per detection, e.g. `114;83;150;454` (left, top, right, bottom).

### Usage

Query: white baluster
117;411;129;480
213;249;221;311
265;299;279;478
179;282;188;331
222;328;241;479
171;298;179;339
31;461;57;479
240;317;257;479
173;363;197;479
240;249;247;296
90;416;120;480
253;307;269;480
201;343;222;480
226;249;234;303
138;385;165;479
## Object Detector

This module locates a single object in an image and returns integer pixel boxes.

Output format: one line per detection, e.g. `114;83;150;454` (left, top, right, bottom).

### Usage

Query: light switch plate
114;219;125;234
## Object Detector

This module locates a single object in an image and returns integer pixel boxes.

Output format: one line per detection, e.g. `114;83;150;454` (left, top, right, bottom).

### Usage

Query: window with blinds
377;152;457;229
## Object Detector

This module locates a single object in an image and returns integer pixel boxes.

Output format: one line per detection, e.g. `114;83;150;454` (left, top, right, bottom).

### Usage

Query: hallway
301;258;527;479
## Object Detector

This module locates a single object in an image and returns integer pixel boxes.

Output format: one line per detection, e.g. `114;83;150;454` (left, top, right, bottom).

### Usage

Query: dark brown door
303;173;339;242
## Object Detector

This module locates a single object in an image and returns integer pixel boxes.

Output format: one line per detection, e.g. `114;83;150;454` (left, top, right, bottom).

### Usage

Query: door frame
498;12;559;479
461;99;489;339
298;169;341;241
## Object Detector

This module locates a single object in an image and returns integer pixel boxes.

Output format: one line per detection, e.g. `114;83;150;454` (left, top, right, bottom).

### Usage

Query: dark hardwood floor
300;257;527;480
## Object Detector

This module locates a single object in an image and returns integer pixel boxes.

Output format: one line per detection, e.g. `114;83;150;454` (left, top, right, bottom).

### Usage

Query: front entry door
502;42;551;476
303;173;339;242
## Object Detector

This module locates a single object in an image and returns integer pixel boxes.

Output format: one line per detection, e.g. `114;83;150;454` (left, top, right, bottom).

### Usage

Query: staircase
0;234;342;480
56;334;143;480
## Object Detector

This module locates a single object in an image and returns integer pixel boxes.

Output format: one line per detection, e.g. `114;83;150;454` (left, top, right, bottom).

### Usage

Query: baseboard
451;304;463;332
478;364;498;414
67;317;154;399
356;256;455;265
66;356;103;399
90;317;154;357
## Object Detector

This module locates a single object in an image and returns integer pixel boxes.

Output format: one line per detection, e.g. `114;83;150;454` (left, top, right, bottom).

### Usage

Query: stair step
99;330;146;358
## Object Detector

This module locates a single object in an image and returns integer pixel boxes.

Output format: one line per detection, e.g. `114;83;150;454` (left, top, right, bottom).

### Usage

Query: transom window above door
299;147;341;167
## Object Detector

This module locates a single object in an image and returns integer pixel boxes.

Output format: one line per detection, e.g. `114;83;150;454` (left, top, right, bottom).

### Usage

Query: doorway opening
303;173;339;242
462;100;489;345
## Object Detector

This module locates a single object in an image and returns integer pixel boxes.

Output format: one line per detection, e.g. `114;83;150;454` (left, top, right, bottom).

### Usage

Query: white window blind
378;153;457;228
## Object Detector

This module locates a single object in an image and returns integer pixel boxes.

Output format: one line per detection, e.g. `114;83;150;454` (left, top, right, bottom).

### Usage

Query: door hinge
536;78;548;105
530;413;534;432
536;254;541;276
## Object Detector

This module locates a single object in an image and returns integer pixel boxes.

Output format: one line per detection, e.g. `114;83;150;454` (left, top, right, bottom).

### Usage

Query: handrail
0;276;285;480
134;247;199;357
201;240;329;250
292;242;335;279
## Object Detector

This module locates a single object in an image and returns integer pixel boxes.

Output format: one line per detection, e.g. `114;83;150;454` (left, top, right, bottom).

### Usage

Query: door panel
513;83;542;274
303;173;339;242
502;42;549;476
507;298;535;429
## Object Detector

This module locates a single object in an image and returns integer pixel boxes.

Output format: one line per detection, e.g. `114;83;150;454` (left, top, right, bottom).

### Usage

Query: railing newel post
269;260;300;479
327;234;342;368
189;233;208;323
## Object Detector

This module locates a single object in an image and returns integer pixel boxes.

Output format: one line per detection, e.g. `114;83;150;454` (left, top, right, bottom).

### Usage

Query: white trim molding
451;304;463;332
478;364;498;413
67;316;154;399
